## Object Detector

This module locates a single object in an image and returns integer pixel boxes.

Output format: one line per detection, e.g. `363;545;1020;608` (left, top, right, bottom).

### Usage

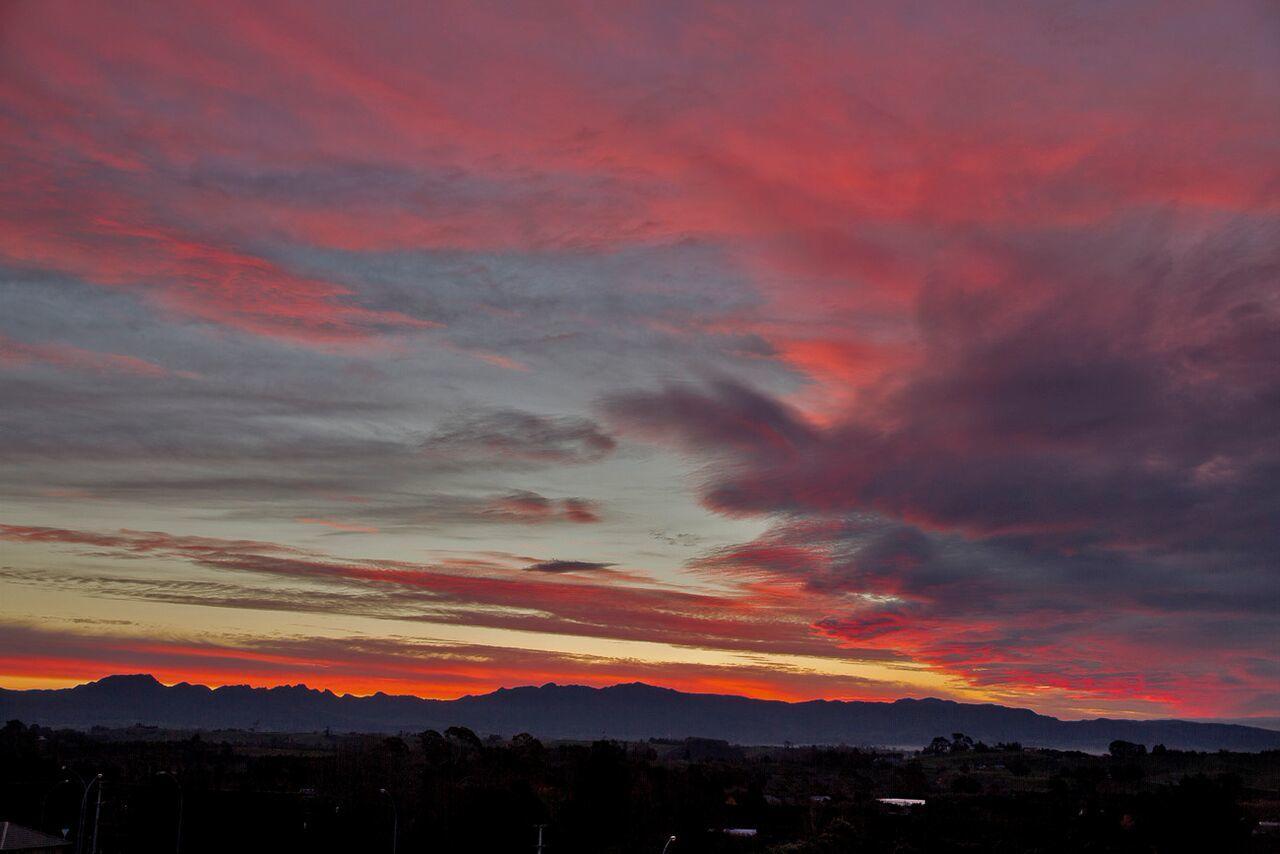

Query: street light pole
378;788;397;854
75;773;102;854
157;771;183;854
61;768;87;843
662;834;678;854
89;778;103;854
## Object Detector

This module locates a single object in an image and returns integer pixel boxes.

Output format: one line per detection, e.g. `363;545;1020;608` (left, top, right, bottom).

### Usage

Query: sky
0;0;1277;721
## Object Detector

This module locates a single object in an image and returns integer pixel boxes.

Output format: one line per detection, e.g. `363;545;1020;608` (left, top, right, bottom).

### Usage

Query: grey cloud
423;409;616;466
523;559;614;574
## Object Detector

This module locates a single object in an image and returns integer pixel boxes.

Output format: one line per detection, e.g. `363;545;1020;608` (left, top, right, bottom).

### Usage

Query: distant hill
3;675;1278;752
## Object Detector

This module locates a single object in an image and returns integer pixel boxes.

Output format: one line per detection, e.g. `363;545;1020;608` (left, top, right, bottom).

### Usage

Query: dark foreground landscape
4;682;1280;853
3;720;1279;853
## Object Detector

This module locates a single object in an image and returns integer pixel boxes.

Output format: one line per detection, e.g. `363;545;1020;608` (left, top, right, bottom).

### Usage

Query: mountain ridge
2;674;1277;752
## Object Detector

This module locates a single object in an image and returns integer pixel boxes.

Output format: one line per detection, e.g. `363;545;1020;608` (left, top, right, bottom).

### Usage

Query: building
0;823;71;853
877;797;926;813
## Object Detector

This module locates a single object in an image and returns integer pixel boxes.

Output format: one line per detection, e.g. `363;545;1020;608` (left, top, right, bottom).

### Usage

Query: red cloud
484;492;602;524
4;1;1274;350
0;524;846;661
0;334;186;378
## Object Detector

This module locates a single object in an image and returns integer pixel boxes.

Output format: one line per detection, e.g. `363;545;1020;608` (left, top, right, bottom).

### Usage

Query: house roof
0;822;71;850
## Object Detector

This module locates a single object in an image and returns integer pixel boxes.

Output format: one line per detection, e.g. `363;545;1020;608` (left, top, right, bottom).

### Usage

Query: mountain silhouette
3;675;1277;752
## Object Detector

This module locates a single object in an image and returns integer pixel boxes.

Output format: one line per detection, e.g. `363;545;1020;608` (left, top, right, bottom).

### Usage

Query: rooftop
0;823;71;851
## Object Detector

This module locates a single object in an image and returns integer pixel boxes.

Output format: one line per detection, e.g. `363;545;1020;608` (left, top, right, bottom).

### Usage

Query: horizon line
8;671;1274;727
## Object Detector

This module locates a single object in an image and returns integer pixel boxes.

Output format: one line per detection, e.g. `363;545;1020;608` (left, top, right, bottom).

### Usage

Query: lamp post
378;788;397;854
58;768;87;845
60;767;88;836
156;771;183;854
75;773;102;854
662;835;678;854
89;777;104;854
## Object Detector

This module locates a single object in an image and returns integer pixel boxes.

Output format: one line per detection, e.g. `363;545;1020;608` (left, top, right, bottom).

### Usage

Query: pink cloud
0;334;187;378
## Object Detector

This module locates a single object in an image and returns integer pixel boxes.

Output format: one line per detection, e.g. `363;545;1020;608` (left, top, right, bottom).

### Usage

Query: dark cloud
605;379;817;458
272;490;605;531
610;215;1280;711
611;216;1280;563
523;559;614;574
423;409;616;466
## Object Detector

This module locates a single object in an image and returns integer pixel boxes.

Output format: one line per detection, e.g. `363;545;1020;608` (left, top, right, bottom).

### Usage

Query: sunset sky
1;1;1277;721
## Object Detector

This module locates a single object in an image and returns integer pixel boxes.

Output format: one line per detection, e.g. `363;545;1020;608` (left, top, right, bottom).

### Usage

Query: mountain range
3;675;1278;752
